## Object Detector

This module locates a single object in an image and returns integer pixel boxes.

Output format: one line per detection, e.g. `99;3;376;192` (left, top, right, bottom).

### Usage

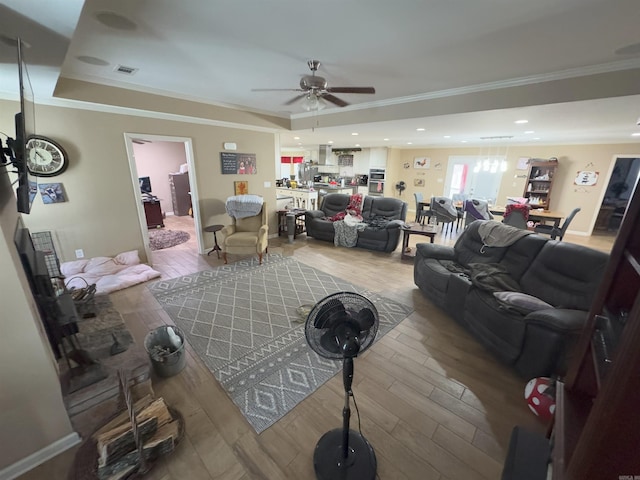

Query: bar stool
203;224;223;258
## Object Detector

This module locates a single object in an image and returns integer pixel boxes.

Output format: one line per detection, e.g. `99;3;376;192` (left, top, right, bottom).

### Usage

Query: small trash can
144;325;186;377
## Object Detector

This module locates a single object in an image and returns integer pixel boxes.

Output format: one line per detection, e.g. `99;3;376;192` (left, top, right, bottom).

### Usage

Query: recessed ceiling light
328;140;334;144
443;135;451;139
524;130;535;134
533;137;541;140
515;119;529;124
461;140;468;143
355;144;361;147
407;142;413;145
95;11;138;30
383;138;389;141
416;128;425;132
293;136;300;140
351;133;359;136
632;133;640;137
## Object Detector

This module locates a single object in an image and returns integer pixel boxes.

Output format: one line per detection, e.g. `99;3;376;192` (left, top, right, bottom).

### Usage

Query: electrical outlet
75;249;84;259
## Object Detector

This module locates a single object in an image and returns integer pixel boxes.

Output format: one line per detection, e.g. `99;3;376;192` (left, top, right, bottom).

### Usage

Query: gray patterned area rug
148;254;413;433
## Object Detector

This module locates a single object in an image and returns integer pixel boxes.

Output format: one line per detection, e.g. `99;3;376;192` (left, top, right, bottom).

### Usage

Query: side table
204;224;224;258
277;209;306;239
401;223;437;260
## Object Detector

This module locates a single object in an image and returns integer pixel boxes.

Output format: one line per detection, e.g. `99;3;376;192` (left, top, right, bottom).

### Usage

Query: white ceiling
1;0;640;150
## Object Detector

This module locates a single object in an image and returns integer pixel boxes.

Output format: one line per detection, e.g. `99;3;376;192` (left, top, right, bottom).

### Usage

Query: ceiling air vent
114;64;138;75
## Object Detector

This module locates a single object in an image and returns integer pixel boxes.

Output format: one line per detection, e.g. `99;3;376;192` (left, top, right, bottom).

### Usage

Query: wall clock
26;135;69;177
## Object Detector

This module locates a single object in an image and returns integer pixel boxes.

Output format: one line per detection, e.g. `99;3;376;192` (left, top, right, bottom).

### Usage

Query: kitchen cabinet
369;147;388;168
276;188;319;209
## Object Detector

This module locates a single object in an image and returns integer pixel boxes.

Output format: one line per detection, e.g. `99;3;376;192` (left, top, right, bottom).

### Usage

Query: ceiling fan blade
251;88;305;92
321;93;349;107
326;87;375;94
284;93;308;105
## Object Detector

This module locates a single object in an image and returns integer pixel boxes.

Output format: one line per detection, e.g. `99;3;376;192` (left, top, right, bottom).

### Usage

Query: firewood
97;417;158;468
92;395;153;439
96;397;174;467
97;421;180;479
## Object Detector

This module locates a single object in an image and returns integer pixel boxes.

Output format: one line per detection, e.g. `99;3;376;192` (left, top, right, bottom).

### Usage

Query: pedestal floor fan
305;292;379;480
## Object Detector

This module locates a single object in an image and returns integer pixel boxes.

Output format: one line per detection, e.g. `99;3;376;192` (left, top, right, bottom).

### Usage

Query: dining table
490;206;564;228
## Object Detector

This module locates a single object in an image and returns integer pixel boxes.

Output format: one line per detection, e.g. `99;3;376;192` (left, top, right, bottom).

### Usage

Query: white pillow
84;257;122;276
494;291;553;314
60;259;90;276
114;250;141;266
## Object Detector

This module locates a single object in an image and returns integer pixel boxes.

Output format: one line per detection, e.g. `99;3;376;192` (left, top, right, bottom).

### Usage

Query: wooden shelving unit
551;178;640;478
523;159;558;209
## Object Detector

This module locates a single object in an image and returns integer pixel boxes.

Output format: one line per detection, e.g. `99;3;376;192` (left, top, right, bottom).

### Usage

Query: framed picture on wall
414;178;425;187
414;157;430;169
234;181;249;195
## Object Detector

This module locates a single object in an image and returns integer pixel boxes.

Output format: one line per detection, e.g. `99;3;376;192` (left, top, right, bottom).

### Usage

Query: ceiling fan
252;60;375;110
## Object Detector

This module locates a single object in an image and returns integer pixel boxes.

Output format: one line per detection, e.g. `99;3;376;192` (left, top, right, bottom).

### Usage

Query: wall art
38;183;67;204
574;171;599;186
414;157;430;169
221;152;257;174
234;181;249;195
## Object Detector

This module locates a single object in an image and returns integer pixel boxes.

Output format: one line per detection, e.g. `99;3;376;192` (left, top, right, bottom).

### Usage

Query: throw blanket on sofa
225;195;264;218
327;193;363;222
333;216;367;247
478;220;531;250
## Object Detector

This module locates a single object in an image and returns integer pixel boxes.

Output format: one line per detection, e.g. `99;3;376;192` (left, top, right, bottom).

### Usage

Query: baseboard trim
0;432;81;480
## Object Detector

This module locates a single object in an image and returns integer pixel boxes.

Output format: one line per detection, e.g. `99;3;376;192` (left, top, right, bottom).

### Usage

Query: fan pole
313;356;377;480
342;357;354;461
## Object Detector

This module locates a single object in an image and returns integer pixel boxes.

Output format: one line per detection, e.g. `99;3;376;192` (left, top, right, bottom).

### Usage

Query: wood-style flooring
19;215;615;480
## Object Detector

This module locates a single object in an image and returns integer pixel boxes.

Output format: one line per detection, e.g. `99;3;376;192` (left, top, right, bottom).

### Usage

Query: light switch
264;181;271;188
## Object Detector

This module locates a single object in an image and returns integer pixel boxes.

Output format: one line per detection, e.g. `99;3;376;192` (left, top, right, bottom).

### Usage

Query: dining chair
431;196;459;233
413;192;431;224
534;207;581;241
463;198;493;228
502;203;530;229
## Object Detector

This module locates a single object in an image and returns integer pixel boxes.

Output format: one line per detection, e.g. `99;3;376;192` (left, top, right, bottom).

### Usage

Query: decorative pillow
493;291;553;314
114;250;140;266
60;259;90;276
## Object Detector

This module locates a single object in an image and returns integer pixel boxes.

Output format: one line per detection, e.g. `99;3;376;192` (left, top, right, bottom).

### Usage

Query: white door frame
123;133;203;262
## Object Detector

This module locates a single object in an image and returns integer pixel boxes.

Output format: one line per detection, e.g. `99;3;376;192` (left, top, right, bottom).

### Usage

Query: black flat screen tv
139;176;152;194
6;37;37;214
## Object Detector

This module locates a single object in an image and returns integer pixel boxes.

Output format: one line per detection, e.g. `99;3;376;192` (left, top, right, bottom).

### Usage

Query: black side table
204;224;224;258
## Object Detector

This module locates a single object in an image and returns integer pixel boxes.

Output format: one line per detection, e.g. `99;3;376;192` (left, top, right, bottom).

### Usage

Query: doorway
444;155;505;204
123;134;203;262
593;156;640;235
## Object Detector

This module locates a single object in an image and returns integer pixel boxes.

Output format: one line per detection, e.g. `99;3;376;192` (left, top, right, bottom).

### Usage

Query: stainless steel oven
368;168;385;196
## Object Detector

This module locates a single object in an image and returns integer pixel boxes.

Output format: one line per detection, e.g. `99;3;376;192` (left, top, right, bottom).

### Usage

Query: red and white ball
524;377;556;422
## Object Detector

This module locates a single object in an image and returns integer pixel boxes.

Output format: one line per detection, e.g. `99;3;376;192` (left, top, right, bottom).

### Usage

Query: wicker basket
69;371;184;480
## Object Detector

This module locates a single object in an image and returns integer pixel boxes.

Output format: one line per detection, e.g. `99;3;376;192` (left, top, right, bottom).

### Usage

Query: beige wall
0;100;279;263
385;144;640;233
0;98;279;471
0;173;75;470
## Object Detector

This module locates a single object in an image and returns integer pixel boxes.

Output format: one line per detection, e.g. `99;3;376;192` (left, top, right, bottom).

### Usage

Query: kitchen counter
276;187;318;209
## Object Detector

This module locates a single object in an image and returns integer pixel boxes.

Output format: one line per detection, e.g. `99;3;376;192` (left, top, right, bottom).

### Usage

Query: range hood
317;144;332;165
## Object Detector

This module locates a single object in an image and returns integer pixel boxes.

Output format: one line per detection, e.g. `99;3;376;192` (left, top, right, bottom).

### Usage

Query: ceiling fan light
301;93;326;112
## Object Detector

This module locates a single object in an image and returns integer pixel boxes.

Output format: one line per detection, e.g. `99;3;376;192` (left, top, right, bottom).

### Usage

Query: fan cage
305;292;379;360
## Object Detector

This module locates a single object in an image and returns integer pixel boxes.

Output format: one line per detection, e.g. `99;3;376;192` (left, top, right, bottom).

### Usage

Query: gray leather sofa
305;193;408;253
414;220;609;379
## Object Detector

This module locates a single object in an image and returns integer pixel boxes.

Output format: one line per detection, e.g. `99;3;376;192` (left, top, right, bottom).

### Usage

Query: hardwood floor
19;216;614;480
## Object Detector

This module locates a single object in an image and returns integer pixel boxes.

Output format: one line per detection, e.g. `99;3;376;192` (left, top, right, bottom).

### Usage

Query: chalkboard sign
220;152;257;174
221;152;238;174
